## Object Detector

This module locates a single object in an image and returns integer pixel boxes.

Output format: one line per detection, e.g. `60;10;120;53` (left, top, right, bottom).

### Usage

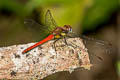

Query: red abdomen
22;34;54;54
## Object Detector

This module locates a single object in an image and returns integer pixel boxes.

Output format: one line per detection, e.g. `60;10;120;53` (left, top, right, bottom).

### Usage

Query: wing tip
47;9;51;14
47;9;50;12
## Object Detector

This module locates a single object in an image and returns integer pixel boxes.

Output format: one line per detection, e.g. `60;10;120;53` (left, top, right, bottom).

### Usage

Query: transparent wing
24;19;49;33
80;35;112;64
24;18;52;41
67;33;113;64
45;10;57;31
24;10;57;34
24;19;44;31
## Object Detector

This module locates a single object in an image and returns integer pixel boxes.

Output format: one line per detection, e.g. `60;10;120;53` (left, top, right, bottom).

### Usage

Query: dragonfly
22;10;72;54
22;10;112;63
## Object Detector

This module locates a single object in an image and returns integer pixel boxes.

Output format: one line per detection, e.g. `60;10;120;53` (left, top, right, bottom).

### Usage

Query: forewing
45;10;57;31
24;19;51;40
24;19;45;31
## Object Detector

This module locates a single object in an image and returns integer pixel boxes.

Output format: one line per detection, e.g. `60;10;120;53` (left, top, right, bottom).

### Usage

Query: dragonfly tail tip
22;51;26;54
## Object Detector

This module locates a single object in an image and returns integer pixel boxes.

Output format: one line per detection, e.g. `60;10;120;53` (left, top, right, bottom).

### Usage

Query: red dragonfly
22;10;112;63
22;10;72;54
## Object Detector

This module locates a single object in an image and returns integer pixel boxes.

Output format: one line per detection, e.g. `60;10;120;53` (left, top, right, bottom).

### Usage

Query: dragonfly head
63;25;72;33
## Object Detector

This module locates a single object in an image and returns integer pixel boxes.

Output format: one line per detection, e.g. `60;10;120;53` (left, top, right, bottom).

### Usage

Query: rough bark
0;37;92;79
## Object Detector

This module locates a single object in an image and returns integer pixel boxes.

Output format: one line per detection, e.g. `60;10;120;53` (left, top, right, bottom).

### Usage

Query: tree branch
0;37;92;79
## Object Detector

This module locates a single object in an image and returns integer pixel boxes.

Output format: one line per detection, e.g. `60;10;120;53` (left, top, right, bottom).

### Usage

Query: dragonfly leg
64;36;68;45
64;36;78;48
53;39;60;51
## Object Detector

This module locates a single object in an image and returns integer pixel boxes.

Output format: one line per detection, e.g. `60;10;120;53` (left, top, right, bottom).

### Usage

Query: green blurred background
0;0;119;80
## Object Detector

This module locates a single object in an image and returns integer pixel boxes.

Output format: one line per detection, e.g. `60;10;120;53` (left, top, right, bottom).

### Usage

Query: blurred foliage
0;0;118;45
117;61;120;77
82;0;118;31
25;0;88;30
0;0;118;30
0;0;25;17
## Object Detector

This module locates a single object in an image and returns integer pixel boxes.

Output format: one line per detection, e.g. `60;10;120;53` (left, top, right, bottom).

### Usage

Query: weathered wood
0;38;91;79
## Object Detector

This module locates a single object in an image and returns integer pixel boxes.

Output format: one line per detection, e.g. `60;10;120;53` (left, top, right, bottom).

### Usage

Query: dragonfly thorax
52;25;72;39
